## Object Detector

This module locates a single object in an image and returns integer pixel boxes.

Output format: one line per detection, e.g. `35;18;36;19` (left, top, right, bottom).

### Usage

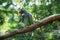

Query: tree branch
0;14;60;40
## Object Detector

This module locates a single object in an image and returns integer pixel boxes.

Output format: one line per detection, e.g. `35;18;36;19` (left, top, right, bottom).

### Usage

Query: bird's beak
18;13;22;16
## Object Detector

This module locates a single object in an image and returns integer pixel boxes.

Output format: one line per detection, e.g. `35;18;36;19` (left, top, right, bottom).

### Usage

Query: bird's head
18;9;25;16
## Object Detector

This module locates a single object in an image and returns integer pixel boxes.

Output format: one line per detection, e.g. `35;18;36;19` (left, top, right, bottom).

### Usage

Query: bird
18;9;33;34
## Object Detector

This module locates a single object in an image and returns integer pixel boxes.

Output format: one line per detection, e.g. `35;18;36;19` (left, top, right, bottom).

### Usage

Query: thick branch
0;14;60;39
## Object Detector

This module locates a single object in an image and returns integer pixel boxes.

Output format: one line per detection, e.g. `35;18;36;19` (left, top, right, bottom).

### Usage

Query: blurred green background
0;0;60;40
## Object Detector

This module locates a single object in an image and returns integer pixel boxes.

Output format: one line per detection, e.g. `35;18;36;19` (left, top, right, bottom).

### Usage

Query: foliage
0;0;60;40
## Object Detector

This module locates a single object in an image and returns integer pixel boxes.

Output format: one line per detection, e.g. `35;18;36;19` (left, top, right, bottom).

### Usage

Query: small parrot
18;9;33;34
